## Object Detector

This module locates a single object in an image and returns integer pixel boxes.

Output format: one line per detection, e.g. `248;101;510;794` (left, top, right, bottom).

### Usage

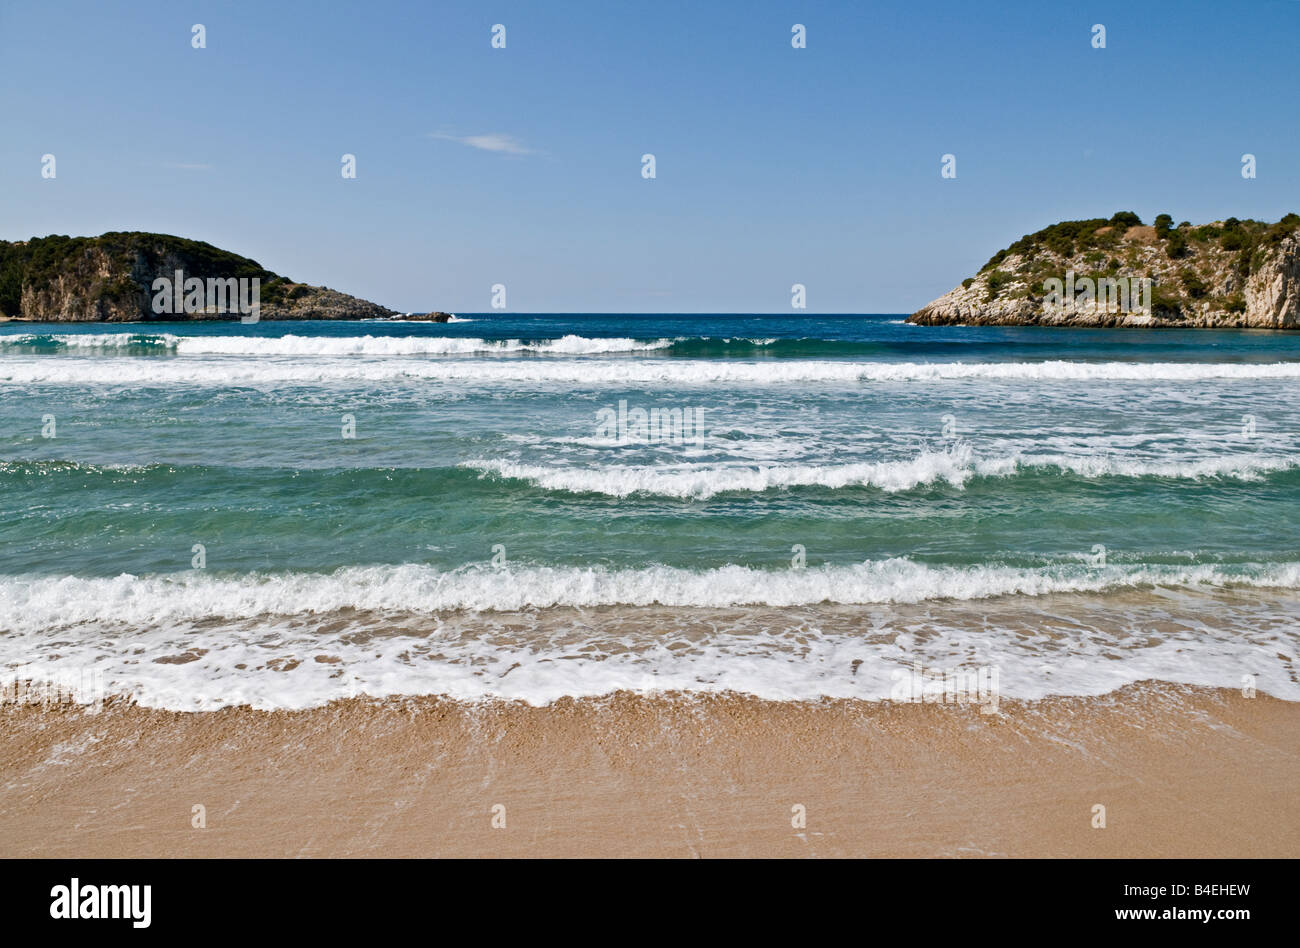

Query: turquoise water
2;315;1299;707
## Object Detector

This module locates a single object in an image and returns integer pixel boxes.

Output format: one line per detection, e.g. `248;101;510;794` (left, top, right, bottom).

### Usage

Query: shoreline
905;316;1300;331
4;314;1300;329
3;683;1295;858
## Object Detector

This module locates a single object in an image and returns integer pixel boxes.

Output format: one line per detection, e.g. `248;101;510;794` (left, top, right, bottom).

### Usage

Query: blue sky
2;0;1297;313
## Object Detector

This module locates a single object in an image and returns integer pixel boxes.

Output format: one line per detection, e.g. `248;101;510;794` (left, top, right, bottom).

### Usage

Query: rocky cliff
0;232;396;321
909;212;1300;329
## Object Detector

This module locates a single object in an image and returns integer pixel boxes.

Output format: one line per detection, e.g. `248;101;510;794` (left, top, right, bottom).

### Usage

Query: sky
2;0;1298;313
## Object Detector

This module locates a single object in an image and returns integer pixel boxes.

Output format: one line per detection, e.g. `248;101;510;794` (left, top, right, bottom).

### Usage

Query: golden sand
1;683;1295;857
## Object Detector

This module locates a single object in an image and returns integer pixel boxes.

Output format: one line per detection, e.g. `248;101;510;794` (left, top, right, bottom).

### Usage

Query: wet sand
1;683;1296;857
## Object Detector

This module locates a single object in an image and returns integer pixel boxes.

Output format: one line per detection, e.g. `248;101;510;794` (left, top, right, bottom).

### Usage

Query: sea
2;313;1298;709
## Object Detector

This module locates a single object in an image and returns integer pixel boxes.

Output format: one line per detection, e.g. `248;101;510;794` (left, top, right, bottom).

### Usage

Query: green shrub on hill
0;232;286;318
985;270;1012;299
1265;213;1300;245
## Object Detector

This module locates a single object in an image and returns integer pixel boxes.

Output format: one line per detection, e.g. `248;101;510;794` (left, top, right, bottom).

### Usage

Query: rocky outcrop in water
0;232;397;321
909;212;1300;329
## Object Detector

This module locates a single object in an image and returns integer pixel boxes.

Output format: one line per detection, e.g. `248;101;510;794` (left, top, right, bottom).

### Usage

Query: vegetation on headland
0;232;395;321
910;212;1300;328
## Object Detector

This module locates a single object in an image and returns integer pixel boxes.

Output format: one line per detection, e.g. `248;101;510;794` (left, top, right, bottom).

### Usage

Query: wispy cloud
428;132;534;156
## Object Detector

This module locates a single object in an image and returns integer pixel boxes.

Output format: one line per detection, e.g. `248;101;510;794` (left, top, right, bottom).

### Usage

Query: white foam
0;332;675;356
467;448;979;497
0;332;171;350
3;561;1299;709
465;448;1298;498
4;559;1300;630
7;356;1300;387
1014;452;1298;480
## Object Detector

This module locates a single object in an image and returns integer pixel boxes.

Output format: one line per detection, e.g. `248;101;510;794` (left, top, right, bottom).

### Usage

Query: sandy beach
2;682;1295;858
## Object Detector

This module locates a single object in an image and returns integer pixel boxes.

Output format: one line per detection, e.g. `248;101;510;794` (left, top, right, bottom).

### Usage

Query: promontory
909;212;1300;329
0;232;396;321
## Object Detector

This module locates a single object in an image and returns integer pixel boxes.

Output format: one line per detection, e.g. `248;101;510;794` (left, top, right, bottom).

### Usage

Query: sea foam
5;559;1300;630
465;449;1299;498
7;356;1300;386
0;332;675;356
3;561;1299;709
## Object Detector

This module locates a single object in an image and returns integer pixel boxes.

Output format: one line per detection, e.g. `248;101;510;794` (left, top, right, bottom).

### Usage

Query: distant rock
0;232;397;321
399;311;453;322
909;212;1300;329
